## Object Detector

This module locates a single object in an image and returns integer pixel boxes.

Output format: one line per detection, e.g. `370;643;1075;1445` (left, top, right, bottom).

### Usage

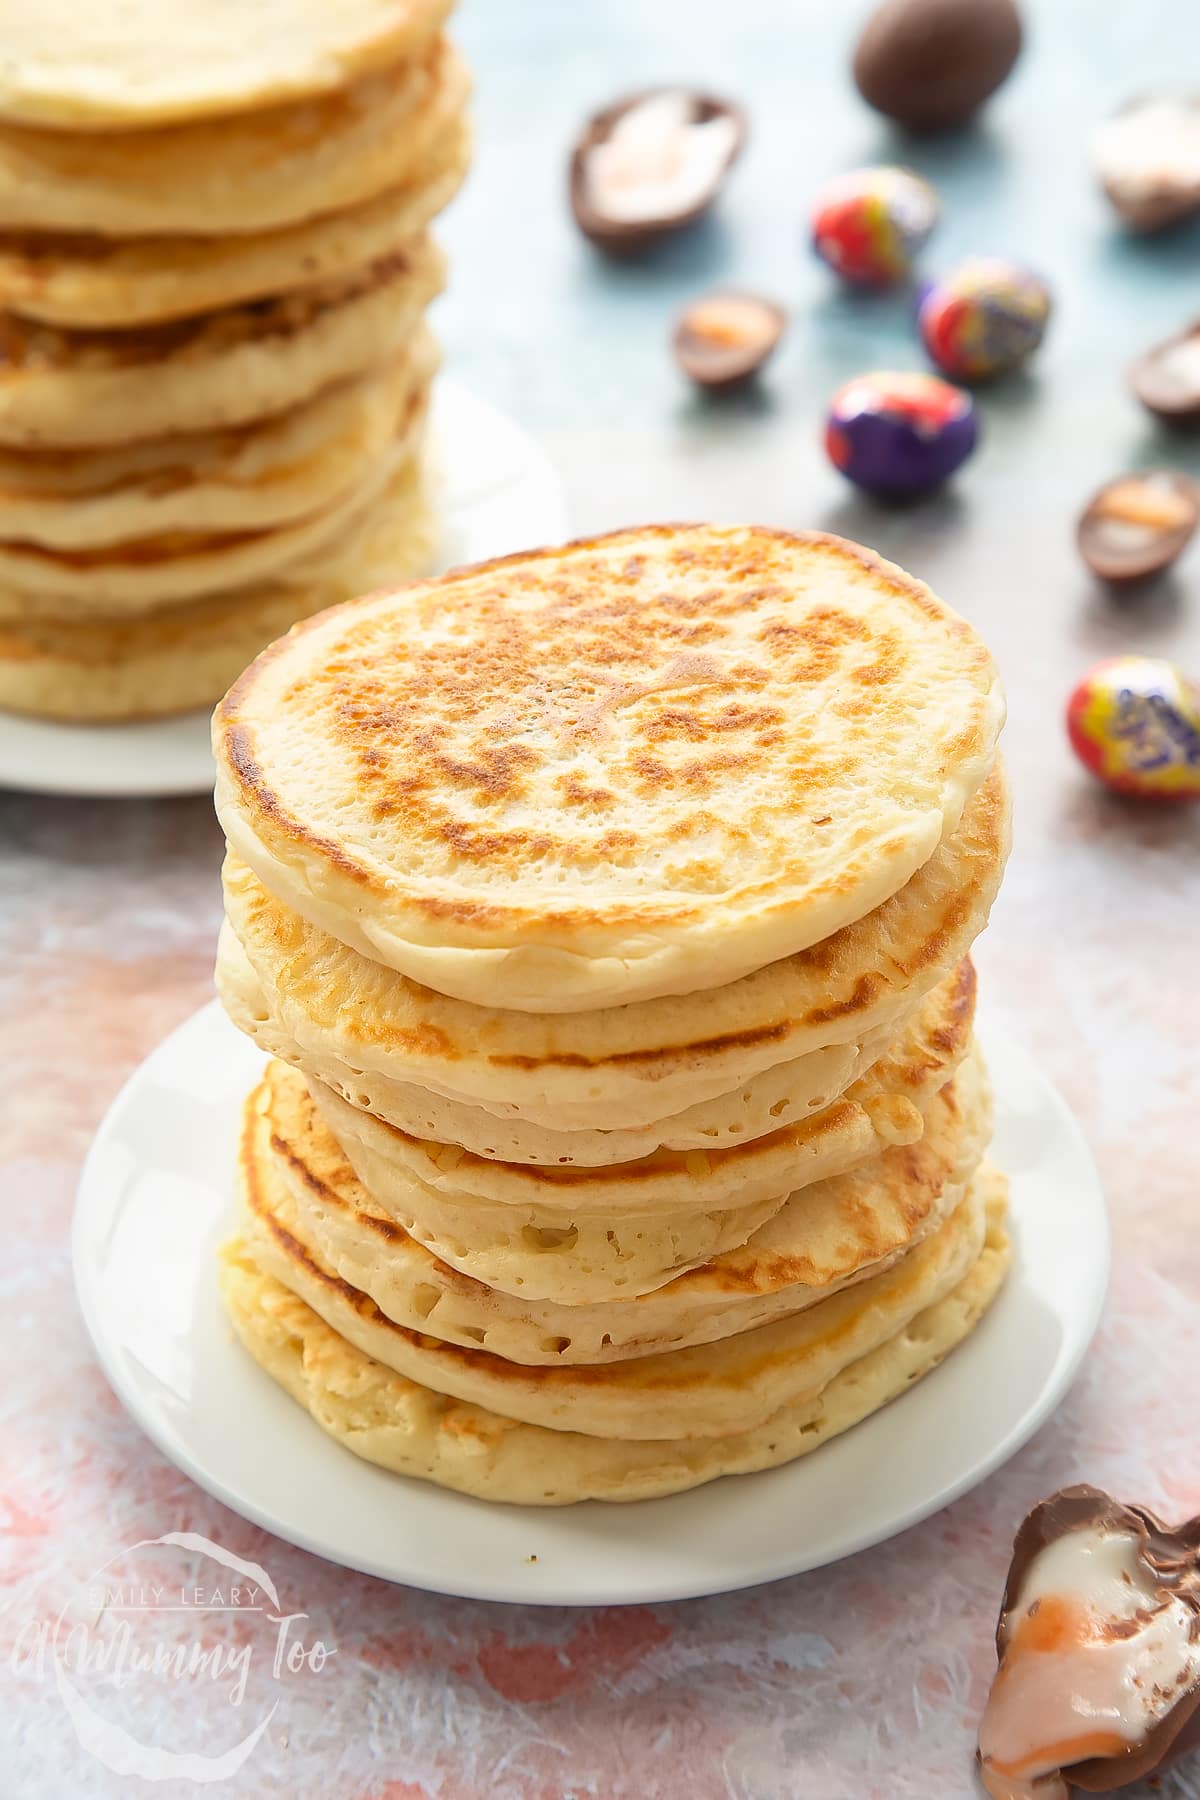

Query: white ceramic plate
74;1005;1108;1608
0;379;568;800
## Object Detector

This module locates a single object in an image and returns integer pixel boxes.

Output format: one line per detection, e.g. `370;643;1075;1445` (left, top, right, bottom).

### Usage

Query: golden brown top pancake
215;525;1004;1010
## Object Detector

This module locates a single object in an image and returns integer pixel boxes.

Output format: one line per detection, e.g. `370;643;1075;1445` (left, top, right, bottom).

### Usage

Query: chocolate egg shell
1077;470;1198;582
824;370;978;495
1131;320;1200;424
853;0;1023;133
811;165;939;286
1066;656;1200;798
1094;93;1200;233
673;291;786;390
568;87;746;257
988;1488;1200;1792
917;257;1051;382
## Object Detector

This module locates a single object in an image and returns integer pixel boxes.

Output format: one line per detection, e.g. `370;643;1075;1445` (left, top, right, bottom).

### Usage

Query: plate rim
73;1001;1110;1607
0;376;567;802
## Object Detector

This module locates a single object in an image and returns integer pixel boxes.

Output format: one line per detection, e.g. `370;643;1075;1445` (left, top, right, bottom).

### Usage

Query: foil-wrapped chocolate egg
824;370;978;495
811;166;939;286
917;258;1051;381
1066;655;1200;798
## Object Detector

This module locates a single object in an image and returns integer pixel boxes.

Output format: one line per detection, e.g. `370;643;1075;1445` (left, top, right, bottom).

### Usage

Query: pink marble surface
5;68;1200;1781
2;628;1200;1798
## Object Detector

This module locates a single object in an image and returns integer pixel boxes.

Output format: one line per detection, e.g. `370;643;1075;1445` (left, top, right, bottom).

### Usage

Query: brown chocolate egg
1077;470;1199;582
853;0;1022;133
672;291;786;389
569;88;745;256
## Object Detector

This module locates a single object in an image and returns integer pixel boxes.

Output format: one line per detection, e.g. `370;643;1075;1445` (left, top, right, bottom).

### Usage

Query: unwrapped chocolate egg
824;370;978;495
979;1487;1200;1800
569;88;746;256
917;257;1051;381
1094;93;1200;232
853;0;1023;133
673;291;786;389
811;165;939;286
1077;469;1198;583
1131;320;1200;424
1066;655;1200;798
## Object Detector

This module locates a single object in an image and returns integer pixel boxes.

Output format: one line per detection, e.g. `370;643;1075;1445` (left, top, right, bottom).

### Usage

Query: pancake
254;1092;779;1361
253;1040;991;1309
308;959;976;1219
240;1110;995;1439
219;1164;1010;1497
311;958;972;1169
0;417;423;614
0;41;470;237
0;238;444;448
0;333;437;548
0;0;452;130
253;1066;788;1326
223;950;886;1163
217;916;883;1150
213;526;1004;1011
0;125;470;331
0;456;435;721
254;1016;986;1335
216;767;1009;1132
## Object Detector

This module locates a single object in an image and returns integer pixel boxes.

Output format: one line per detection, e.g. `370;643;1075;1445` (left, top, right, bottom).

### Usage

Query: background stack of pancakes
211;524;1013;1506
0;0;468;723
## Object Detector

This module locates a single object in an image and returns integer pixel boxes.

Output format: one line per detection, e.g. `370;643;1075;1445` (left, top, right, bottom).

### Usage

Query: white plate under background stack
0;0;469;723
210;523;1016;1507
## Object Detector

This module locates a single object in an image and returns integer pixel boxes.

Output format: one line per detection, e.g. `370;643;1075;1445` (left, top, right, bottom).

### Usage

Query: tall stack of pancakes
0;0;468;722
212;524;1013;1506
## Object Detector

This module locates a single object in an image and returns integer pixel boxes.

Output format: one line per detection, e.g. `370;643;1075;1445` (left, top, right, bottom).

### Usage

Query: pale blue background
443;0;1200;451
438;0;1200;838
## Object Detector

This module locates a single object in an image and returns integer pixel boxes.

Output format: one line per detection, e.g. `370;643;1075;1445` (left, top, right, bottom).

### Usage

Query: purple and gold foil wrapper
1067;655;1200;798
918;258;1051;382
824;370;978;495
811;166;939;286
